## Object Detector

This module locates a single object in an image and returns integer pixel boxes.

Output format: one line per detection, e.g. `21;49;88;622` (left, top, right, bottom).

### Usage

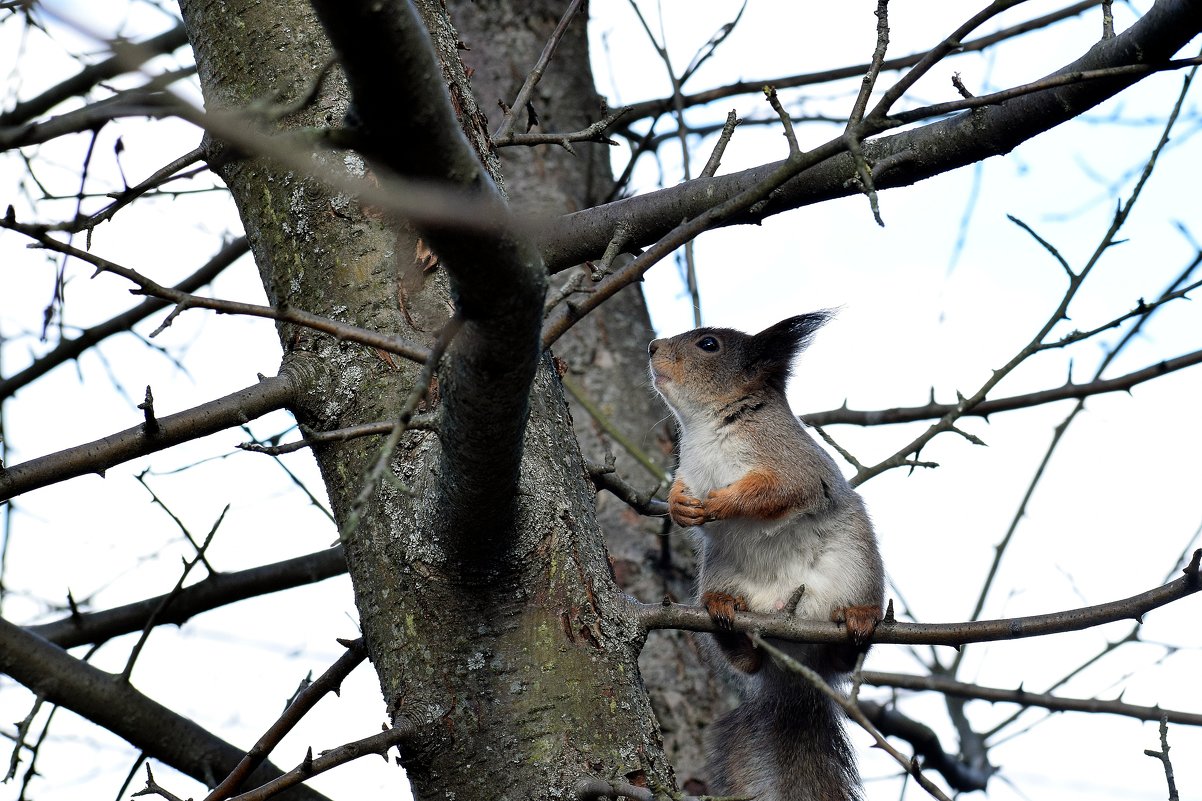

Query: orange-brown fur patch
705;468;794;521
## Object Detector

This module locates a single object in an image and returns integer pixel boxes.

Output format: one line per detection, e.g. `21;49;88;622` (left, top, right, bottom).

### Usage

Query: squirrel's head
648;311;832;422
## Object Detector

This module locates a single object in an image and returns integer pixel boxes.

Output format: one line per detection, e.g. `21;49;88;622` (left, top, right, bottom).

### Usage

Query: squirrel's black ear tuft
751;311;834;391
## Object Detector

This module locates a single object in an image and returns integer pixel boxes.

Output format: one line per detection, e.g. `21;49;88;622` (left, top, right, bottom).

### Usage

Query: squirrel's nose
648;340;660;357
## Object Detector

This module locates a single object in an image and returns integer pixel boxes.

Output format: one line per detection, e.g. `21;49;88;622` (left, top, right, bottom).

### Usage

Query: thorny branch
1144;716;1180;801
0;373;298;503
802;343;1202;427
222;724;414;801
205;639;368;801
28;546;347;648
0;617;329;801
491;0;586;142
863;670;1202;727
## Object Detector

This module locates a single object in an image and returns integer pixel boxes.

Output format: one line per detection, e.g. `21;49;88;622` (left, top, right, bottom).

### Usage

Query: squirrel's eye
696;336;720;352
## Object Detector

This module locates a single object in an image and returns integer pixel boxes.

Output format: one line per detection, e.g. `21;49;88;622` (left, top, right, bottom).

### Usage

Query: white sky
1;2;1200;801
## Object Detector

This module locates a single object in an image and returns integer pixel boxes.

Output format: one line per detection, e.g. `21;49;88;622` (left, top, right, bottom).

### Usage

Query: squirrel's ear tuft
751;311;834;390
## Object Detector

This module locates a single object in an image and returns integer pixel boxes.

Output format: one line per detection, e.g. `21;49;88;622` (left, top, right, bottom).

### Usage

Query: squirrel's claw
668;496;707;527
832;603;882;646
702;591;748;630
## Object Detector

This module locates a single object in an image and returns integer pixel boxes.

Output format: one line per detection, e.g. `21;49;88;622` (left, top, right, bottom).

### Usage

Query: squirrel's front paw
832;604;882;646
668;479;708;527
702;591;748;630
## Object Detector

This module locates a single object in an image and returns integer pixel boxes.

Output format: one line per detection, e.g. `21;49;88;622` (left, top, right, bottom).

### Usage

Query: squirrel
648;312;885;801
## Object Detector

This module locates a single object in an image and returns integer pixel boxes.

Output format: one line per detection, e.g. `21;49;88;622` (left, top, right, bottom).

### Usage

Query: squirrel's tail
706;660;861;801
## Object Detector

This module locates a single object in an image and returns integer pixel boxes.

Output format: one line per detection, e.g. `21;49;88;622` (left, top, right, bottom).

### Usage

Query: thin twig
239;414;439;456
585;459;668;518
493;108;629;150
700;110;738;178
852;64;1194;488
951;65;1197;658
561;375;666;482
1143;716;1180;801
803;341;1202;427
225;725;413;801
2;220;430;364
205;640;369;801
492;0;586;141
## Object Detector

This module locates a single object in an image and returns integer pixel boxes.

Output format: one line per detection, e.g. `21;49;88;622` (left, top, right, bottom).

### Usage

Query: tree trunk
445;0;729;785
177;1;675;798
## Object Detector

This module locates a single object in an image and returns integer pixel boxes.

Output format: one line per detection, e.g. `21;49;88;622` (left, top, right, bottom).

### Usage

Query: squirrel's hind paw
833;603;882;646
702;591;748;630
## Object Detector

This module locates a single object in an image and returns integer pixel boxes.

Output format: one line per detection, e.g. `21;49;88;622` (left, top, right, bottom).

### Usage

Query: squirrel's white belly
698;512;863;622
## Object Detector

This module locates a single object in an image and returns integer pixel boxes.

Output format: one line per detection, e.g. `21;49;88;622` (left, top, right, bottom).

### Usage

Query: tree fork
176;1;674;798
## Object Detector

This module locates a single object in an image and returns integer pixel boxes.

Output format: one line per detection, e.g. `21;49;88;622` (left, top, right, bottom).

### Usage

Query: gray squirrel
648;312;885;801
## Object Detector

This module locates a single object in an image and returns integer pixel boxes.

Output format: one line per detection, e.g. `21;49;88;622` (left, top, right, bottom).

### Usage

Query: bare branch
206;639;368;801
586;460;668;518
0;24;190;128
699;110;738;178
493;107;629;151
1144;716;1180;800
0;373;298;503
635;549;1201;647
0;617;329;801
225;725;413;801
852;65;1192;486
238;415;438;457
492;0;586;142
542;1;1202;272
53;146;207;234
1;220;430;363
0;236;247;400
0;71;196;150
28;546;346;648
802;346;1202;426
616;1;1102;123
864;671;1202;727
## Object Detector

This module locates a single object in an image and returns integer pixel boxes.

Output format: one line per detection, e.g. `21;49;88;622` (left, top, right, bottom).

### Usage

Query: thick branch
0;237;248;402
0;373;299;503
309;0;548;546
636;549;1200;646
802;347;1202;426
540;0;1202;272
29;547;345;649
0;618;328;801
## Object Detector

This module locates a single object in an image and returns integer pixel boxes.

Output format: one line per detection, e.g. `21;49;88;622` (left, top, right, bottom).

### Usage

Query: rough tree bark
444;0;724;784
177;1;675;799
